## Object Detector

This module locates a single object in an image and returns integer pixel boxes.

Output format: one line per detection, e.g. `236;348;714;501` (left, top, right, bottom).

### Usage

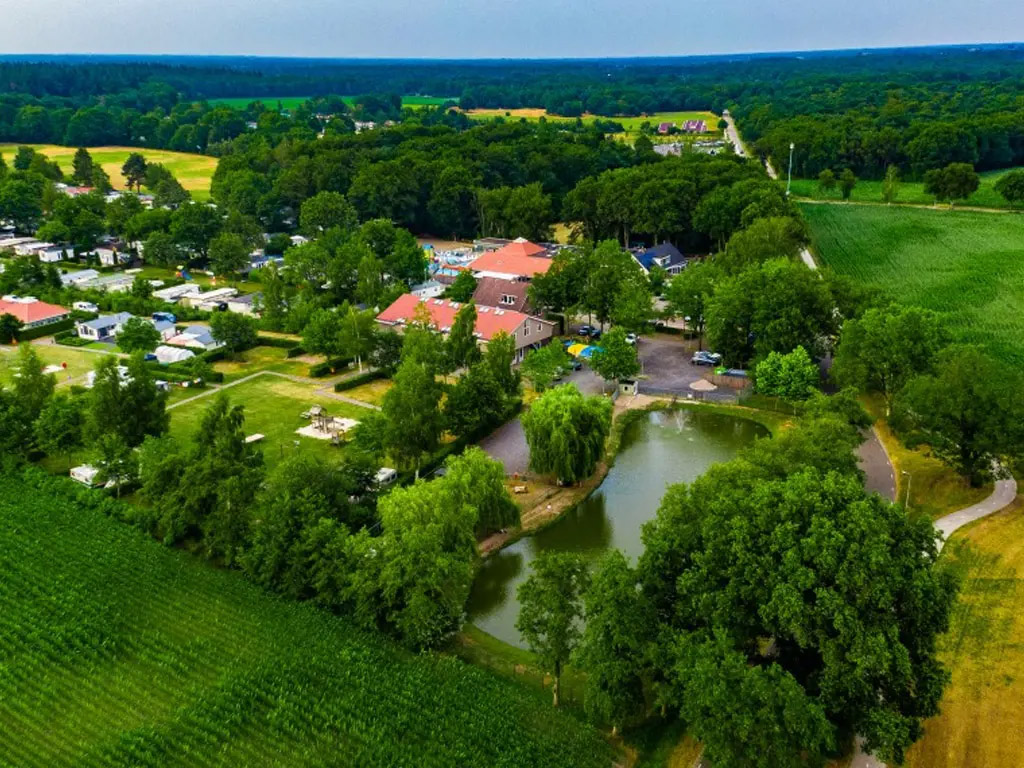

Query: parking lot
637;333;739;401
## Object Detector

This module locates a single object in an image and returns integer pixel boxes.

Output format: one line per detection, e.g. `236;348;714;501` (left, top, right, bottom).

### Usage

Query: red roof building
376;293;556;362
470;238;551;281
0;296;70;329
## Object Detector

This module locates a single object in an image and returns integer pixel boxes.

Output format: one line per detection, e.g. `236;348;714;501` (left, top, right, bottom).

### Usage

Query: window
501;294;516;305
523;323;530;337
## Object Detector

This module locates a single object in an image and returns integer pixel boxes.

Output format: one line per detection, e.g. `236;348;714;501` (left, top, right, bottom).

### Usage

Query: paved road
936;473;1018;547
857;428;896;502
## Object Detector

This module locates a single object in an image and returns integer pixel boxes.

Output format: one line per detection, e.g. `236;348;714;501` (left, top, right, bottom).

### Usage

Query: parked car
587;328;602;340
577;325;595;337
375;467;398;486
691;350;722;366
152;311;176;323
570;360;583;371
73;301;99;313
625;333;638;345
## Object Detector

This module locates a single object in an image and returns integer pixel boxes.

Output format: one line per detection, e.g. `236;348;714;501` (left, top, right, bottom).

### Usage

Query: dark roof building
472;277;533;314
633;243;688;274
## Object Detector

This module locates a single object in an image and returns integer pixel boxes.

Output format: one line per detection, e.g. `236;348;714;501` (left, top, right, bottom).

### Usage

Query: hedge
19;318;75;341
256;335;303;351
334;369;388;392
309;357;352;378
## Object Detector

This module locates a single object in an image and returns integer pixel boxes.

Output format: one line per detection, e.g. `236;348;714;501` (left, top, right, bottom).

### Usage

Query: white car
625;333;638;345
73;301;99;313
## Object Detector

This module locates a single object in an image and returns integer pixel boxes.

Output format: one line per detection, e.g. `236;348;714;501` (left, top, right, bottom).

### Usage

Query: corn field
0;475;613;768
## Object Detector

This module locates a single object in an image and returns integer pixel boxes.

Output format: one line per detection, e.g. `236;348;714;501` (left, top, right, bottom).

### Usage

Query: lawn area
0;343;116;387
135;265;262;295
802;203;1024;365
211;346;309;383
208;95;454;110
463;108;720;137
0;471;614;768
0;144;217;201
169;374;366;469
788;166;1022;209
341;377;393;406
905;500;1024;768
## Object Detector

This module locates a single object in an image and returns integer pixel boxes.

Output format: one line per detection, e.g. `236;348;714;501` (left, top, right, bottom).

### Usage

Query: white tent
154;345;195;364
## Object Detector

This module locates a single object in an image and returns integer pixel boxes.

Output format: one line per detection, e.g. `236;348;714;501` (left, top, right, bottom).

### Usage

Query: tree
380;357;443;477
302;308;344;360
522;384;612;484
754;346;819;402
210;311;259;357
923;162;980;206
443;446;520;536
444;359;504;438
575;551;652;733
444;302;481;373
0;178;44;231
994;169;1024;208
0;313;22;344
142;230;180;266
34;393;83;469
117;316;161;352
484;330;520;398
590;327;640;388
719;216;807;276
609;271;653;332
893;345;1024;487
170;203;222;257
86;353;168;448
92;432;137;498
665;260;718;347
369;329;403;373
121;152;148;192
817;169;837;197
208;232;250;281
832;305;949;414
445;270;477;302
72;147;95;186
520;342;570;392
12;343;55;425
516;552;590;707
882;164;901;204
187;354;214;387
838;168;858;200
300;190;358;235
337;303;376;371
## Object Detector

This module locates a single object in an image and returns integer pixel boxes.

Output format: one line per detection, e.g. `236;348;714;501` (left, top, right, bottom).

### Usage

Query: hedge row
334;369;388;392
309;357;352;378
20;318;75;341
256;335;304;353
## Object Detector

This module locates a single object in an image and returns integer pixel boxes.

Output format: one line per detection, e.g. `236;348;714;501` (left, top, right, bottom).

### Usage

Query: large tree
34;392;83;469
86;353;168;448
590;327;640;388
380;357;444;477
210;312;259;357
519;342;570;392
117;316;161;353
444;302;481;373
121;152;148;192
443;446;520;536
665;260;718;347
300;190;358;235
208;232;250;280
516;552;590;707
994;169;1024;208
522;384;612;484
923;162;980;206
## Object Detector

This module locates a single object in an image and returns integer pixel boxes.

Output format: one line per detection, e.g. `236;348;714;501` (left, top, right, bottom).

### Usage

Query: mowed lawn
788;166;1023;209
906;503;1024;768
168;374;368;469
802;204;1024;365
0;344;117;387
0;144;217;201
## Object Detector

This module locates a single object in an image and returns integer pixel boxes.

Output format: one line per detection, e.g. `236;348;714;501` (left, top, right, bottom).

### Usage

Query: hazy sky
5;0;1023;58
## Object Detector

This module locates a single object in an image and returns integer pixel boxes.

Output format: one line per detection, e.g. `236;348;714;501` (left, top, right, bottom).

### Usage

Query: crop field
0;472;614;768
905;502;1024;768
802;203;1024;365
0;144;216;201
208;95;454;110
788;166;1022;209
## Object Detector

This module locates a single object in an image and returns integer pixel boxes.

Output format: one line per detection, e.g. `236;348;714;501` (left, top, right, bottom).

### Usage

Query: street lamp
786;142;795;197
901;470;912;507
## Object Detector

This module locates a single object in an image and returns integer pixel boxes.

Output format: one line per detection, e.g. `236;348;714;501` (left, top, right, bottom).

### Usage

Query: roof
376;294;539;342
228;293;261;306
79;312;133;331
471;277;532;314
470;239;551;279
0;297;69;324
634;243;687;271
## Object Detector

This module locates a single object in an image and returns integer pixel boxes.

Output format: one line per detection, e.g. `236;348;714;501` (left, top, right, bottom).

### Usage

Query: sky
4;0;1023;59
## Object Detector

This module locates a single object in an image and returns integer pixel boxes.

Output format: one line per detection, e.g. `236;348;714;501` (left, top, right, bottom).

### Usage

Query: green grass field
0;144;216;201
0;343;116;387
905;502;1024;768
208;95;454;110
463;108;720;138
788;166;1022;209
802;203;1024;365
0;471;614;768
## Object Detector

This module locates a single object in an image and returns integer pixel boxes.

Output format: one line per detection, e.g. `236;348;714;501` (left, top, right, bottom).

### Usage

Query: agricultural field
905;502;1024;768
0;472;614;768
802;203;1024;365
168;373;371;469
208;95;454;110
463;108;721;137
0;144;217;201
788;166;1023;209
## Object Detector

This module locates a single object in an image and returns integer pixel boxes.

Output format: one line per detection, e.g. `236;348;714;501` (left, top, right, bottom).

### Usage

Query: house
0;236;39;251
227;293;262;316
90;247;120;267
633;243;688;276
289;235;310;247
76;311;133;341
410;280;445;300
153;283;201;303
471;277;533;314
153;344;195;364
60;269;100;286
14;241;54;256
167;325;222;351
179;287;238;311
657;122;674;135
376;293;557;363
653;143;683;157
151;319;177;340
37;246;67;264
82;274;134;293
683;120;708;133
470;238;552;282
0;295;70;329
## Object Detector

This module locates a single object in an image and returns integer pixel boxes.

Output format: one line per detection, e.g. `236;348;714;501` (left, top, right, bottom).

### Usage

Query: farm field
208;95;454;110
0;144;216;201
168;373;369;469
463;108;720;136
0;471;615;768
905;501;1024;768
802;203;1024;365
788;166;1022;209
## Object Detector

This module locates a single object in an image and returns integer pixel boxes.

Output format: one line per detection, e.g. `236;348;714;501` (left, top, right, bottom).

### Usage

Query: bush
19;318;74;341
56;334;93;348
334;369;388;392
256;335;302;351
309;357;352;378
285;345;306;358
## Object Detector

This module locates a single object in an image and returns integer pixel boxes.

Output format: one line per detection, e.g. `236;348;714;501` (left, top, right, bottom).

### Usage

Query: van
73;301;99;313
374;467;398;487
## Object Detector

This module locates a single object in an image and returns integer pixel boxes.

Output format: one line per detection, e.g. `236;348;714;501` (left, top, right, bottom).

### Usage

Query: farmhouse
657;122;674;134
633;243;688;275
0;295;70;329
470;238;552;282
376;293;556;363
76;311;133;341
683;119;707;133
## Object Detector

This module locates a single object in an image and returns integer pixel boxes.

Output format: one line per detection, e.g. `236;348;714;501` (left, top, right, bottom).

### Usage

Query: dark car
577;325;595;337
691;350;723;366
570;360;583;371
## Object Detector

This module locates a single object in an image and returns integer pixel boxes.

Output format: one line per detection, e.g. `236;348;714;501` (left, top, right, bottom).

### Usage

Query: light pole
901;470;912;507
786;142;795;197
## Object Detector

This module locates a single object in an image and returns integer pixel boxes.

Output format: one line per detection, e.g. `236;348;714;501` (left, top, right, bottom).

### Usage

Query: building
14;241;55;257
470;238;552;282
153;283;202;303
0;296;70;329
81;274;134;293
633;243;688;276
657;122;674;135
179;287;238;311
376;294;556;363
153;345;195;364
653;143;683;157
151;319;177;340
471;277;533;314
167;325;222;351
410;280;445;300
683;119;708;133
59;269;100;287
226;293;262;316
76;311;133;341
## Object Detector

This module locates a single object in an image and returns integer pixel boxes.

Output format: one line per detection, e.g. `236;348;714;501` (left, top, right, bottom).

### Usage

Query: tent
154;345;195;365
567;343;599;359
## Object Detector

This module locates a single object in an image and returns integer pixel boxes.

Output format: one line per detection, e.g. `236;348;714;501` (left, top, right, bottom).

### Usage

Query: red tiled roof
0;298;69;324
376;294;534;341
470;239;551;278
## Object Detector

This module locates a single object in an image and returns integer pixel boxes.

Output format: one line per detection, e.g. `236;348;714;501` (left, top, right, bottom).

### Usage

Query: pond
465;408;768;647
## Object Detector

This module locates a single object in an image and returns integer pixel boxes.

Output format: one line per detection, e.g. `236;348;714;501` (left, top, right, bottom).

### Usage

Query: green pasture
208;95;454;110
463;108;721;136
0;343;115;387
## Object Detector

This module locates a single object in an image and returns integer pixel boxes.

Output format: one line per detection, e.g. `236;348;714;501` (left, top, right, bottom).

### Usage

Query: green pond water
465;408;767;647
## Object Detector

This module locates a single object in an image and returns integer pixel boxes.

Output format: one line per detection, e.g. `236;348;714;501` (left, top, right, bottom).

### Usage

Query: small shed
619;379;638;396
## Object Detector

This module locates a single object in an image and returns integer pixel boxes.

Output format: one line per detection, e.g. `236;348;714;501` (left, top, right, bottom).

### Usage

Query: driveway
637;334;737;401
